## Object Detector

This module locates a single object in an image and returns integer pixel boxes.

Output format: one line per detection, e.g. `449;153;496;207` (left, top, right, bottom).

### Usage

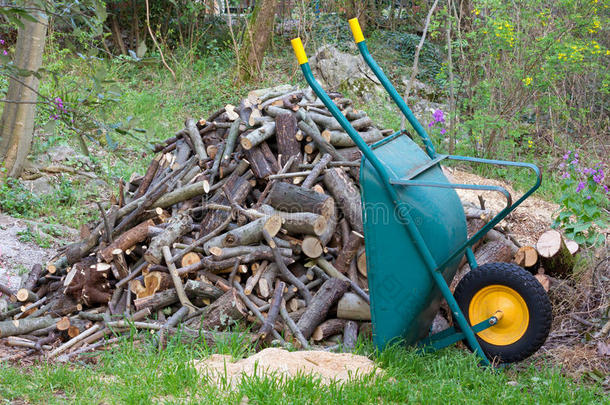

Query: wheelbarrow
290;18;552;365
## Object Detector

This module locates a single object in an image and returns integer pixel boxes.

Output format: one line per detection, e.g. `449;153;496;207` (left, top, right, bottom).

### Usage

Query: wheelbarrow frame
291;19;541;366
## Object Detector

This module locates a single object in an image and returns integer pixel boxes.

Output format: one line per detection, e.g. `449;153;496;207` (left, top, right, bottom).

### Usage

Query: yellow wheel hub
469;285;529;346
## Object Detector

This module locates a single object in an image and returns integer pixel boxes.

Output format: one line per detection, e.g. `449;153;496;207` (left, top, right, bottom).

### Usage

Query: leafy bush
0;178;40;217
553;151;609;245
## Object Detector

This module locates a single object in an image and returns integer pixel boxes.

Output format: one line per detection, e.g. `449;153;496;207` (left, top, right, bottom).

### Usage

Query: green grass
0;334;604;404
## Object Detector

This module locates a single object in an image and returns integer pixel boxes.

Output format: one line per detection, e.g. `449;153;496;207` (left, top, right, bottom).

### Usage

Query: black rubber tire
454;262;552;363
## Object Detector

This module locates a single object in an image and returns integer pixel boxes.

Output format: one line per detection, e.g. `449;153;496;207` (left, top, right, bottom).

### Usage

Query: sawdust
193;348;381;387
444;168;559;246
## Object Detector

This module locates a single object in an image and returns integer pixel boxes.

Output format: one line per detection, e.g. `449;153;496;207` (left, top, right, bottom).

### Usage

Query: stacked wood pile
0;85;529;361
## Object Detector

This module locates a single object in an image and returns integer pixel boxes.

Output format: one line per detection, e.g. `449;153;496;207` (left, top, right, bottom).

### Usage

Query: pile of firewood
0;84;532;361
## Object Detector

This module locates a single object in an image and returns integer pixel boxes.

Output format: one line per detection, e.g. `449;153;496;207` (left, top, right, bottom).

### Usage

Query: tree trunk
238;0;279;82
0;5;48;178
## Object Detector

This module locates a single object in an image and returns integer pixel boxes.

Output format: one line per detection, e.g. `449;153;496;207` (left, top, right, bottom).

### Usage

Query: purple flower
574;153;579;158
593;174;603;184
2;50;6;56
563;151;570;160
604;185;609;193
0;39;4;45
571;159;579;165
433;109;445;123
440;128;447;135
562;172;570;179
576;181;586;192
583;167;594;175
428;122;434;128
586;195;592;200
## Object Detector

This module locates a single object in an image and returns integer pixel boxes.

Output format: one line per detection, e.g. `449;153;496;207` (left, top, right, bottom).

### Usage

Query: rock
48;145;78;163
309;45;384;102
23;176;54;196
401;76;438;100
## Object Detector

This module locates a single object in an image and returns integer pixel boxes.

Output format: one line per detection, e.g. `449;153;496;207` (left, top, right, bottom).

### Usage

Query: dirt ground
445;167;559;246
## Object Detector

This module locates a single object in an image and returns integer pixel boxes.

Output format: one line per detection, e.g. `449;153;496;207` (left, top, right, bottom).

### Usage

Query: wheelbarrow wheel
454;262;552;363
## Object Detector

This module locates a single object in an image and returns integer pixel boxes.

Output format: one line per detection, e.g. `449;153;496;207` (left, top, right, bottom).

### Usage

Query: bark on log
312;318;347;341
258;280;285;340
343;320;358;351
185;118;208;161
200;289;247;330
0;316;55;338
99;219;154;263
144;214;193;264
184;279;224;306
296;278;349;339
23;264;44;292
240;121;275;150
266;182;334;218
204;215;281;254
323;168;363;233
275;113;301;161
335;231;363;274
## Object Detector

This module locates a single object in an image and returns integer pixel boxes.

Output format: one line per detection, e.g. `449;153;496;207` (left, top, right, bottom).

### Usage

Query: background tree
0;4;47;178
238;0;280;82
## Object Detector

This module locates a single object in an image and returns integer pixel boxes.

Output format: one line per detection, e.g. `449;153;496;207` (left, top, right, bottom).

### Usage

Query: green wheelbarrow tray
291;19;548;365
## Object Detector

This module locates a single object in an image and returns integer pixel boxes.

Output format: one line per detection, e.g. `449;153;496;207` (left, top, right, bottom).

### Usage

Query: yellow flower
473;8;480;15
606;50;610;55
523;77;532;86
527;139;534;148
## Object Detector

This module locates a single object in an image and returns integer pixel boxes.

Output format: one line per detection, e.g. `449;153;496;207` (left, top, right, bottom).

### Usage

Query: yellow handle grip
348;18;365;43
291;38;308;65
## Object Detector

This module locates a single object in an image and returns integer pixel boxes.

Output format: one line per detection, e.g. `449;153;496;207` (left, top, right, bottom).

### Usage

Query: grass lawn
0;333;606;404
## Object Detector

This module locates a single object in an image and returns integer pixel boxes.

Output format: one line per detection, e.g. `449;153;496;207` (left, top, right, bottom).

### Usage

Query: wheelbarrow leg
429;270;491;366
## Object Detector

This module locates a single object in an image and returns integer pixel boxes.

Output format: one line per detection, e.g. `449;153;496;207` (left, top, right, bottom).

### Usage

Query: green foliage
435;0;608;159
0;178;40;216
552;151;609;246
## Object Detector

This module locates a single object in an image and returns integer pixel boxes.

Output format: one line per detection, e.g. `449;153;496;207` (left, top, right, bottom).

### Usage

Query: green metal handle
348;18;437;158
290;38;393;188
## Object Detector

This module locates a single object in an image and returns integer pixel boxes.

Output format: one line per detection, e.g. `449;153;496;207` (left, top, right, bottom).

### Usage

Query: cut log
312;318;347;341
274;113;301;161
323;168;363;233
200;289;247;330
266;182;334;218
302;236;323;258
536;230;575;278
99;219;154;262
257;263;278;298
134;271;172;299
453;239;515;289
337;292;371;321
514;246;539;273
185;118;208;161
240;121;276;150
181;252;201;268
356;249;367;277
23;264;44;292
0;316;55;338
144;213;193;264
183;279;224;306
565;239;579;255
204;215;281;254
296;278;349;339
335;231;363;274
343;320;358;351
16;288;38;303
